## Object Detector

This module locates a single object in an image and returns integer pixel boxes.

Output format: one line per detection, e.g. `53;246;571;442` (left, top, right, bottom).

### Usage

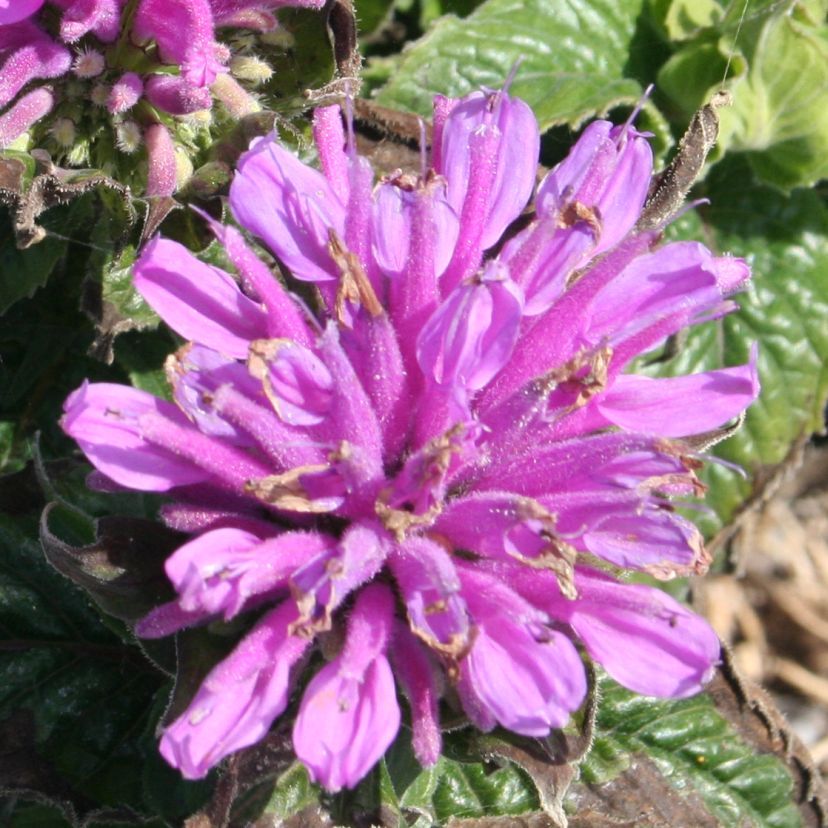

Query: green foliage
574;675;802;827
372;0;650;130
654;0;828;189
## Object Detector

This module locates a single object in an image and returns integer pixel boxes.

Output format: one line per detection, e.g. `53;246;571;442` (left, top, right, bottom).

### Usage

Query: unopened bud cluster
0;0;324;195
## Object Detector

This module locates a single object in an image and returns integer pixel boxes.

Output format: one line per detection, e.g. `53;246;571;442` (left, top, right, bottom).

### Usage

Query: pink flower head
0;0;325;191
62;86;759;788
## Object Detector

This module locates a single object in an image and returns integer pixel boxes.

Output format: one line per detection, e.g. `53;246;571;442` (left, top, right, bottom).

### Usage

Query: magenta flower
0;0;323;194
62;87;759;790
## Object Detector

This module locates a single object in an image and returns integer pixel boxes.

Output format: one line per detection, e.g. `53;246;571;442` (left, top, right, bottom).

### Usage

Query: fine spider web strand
38;226;119;254
721;0;751;91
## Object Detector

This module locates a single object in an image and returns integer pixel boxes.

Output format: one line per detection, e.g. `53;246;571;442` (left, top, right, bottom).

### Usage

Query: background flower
0;0;323;193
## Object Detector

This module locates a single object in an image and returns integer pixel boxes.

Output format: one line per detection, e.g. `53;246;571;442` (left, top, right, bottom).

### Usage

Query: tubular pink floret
0;86;53;146
144;75;212;115
107;71;143;113
144;122;177;197
0;35;71;108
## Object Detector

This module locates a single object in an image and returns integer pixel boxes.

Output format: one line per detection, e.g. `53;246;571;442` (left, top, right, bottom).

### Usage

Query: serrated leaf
97;246;158;330
641;157;828;535
248;762;321;822
0;515;152;810
372;0;648;129
40;504;180;623
568;666;815;827
365;730;542;824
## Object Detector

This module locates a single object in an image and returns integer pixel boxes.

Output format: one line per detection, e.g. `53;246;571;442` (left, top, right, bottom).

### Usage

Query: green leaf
40;505;180;624
659;0;724;40
98;245;157;331
652;1;828;190
355;730;542;824
0;215;66;315
643;156;828;534
569;671;805;827
244;762;321;823
262;8;337;111
355;0;397;37
113;331;176;400
372;0;649;130
718;13;828;190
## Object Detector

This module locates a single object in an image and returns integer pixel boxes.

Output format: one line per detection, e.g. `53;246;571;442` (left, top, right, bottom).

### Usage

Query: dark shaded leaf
0;513;168;819
40;504;181;623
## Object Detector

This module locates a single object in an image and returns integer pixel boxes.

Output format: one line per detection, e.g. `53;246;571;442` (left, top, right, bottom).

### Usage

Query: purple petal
584;241;726;351
372;179;459;280
134;237;269;358
315;323;384;467
194;208;315;346
210;383;322;470
134;0;223;87
536;120;652;256
0;31;71;108
230;135;346;283
160;601;309;779
581;510;707;576
595;350;759;437
59;0;121;42
61;382;210;490
167;344;261;442
0;0;44;25
556;569;720;698
290;523;389;633
439;90;538;252
163;527;334;620
434;492;574;578
294;656;399;791
339;313;410;459
0;87;54;148
472;431;672;498
502;219;594;317
460;616;586;736
293;584;400;791
312;104;348;202
478;233;657;412
417;260;523;393
389;537;469;654
713;255;750;295
144;74;212;115
248;339;334;426
390;622;442;767
135;600;210;639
